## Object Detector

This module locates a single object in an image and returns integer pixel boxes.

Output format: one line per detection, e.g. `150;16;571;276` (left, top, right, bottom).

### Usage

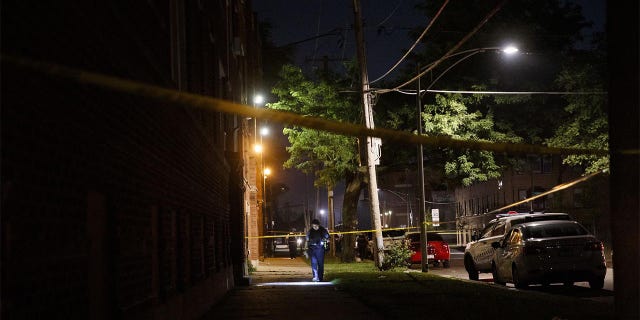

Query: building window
542;155;553;174
527;155;542;173
573;188;584;208
518;189;528;201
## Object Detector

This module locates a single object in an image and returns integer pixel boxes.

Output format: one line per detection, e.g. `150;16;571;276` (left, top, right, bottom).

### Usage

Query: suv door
473;220;507;271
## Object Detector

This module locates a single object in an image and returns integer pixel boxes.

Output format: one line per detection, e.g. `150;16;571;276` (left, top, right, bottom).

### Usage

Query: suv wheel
512;264;527;289
589;276;604;290
443;260;450;268
465;255;479;281
492;262;505;286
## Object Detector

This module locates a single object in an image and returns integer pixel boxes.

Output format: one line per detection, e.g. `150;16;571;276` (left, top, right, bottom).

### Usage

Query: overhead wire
370;0;450;84
426;89;608;95
377;0;508;94
375;0;404;27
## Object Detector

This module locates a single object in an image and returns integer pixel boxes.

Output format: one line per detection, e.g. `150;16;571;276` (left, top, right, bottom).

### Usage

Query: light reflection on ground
255;281;335;287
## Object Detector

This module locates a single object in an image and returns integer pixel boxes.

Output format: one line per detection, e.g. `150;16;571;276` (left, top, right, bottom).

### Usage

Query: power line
392;89;607;95
382;0;508;94
370;0;450;84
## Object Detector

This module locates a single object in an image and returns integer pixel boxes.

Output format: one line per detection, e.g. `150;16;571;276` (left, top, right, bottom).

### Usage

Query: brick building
2;1;262;319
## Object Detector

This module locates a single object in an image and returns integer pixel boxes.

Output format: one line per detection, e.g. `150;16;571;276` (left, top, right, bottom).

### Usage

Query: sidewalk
202;257;384;320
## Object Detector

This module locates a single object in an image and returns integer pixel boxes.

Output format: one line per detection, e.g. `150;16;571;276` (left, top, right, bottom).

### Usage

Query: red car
406;232;450;267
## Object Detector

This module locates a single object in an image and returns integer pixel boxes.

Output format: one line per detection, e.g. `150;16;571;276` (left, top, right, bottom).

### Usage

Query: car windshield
524;223;589;239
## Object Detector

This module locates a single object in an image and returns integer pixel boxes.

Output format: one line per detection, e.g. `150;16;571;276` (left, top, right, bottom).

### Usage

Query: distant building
375;155;610;247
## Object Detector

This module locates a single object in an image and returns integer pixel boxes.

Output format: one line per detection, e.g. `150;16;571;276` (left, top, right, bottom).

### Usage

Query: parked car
464;212;572;280
405;232;450;267
490;220;606;289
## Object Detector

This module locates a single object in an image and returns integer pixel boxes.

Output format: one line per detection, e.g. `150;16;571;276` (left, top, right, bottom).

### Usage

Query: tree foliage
268;65;359;188
546;62;608;173
422;94;522;186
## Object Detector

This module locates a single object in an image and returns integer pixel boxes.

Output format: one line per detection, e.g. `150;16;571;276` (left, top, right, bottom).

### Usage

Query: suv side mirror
491;241;501;249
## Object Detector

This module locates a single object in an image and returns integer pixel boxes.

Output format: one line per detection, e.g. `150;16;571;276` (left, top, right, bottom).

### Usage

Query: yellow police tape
245;223;459;239
3;55;635;156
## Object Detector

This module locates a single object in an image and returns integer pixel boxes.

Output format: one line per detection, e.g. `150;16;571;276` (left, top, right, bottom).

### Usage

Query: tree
268;64;363;262
546;60;608;173
422;94;522;186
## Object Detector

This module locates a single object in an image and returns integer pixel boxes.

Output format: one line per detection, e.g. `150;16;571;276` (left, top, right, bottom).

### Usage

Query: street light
319;209;326;226
253;94;265;106
424;45;520;92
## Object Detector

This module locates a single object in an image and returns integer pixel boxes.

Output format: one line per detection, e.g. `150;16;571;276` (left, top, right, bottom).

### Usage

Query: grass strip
324;260;612;320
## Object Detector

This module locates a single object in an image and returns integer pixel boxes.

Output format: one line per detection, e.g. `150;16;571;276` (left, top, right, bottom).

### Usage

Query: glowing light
253;144;263;153
260;127;270;136
264;168;271;176
253;94;265;106
502;45;519;55
255;281;334;287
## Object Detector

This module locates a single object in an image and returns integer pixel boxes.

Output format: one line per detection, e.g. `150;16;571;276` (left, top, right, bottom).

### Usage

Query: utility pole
353;0;384;268
328;187;335;256
416;64;429;272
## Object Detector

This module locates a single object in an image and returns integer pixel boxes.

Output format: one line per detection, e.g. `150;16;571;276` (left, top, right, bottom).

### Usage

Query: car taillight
585;241;604;251
523;245;546;255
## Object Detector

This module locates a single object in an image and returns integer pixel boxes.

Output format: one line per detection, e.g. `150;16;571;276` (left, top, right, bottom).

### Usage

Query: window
573;188;584;208
518;189;528;201
542;155;553;173
528;155;542;173
480;222;496;239
490;221;506;237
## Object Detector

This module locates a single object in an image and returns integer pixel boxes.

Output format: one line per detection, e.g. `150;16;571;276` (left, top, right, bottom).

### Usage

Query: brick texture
2;1;260;318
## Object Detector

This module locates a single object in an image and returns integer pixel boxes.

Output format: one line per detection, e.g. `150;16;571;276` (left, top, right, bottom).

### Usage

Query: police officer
306;219;330;282
287;232;298;259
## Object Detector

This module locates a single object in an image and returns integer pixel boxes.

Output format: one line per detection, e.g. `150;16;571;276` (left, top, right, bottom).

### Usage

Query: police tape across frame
3;55;633;157
244;223;459;239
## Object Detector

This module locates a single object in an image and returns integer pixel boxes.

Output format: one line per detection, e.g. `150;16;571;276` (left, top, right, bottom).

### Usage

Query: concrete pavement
202;257;384;320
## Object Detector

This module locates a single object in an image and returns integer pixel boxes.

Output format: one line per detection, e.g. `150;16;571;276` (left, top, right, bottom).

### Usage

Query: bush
380;240;412;270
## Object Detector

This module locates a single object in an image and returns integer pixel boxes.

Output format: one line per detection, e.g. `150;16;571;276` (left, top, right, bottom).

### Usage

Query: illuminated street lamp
425;45;520;91
253;94;265;106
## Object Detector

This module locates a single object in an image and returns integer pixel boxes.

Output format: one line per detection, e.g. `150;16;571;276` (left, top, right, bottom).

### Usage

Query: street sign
431;208;440;227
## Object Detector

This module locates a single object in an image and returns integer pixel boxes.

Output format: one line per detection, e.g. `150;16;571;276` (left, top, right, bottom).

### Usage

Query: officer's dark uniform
306;219;330;282
287;234;298;259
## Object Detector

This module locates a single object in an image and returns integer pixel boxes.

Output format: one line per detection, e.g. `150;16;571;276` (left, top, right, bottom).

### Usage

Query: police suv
463;212;572;281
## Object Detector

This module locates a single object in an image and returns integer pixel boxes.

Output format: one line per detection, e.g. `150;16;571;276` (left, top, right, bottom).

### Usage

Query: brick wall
2;0;260;318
